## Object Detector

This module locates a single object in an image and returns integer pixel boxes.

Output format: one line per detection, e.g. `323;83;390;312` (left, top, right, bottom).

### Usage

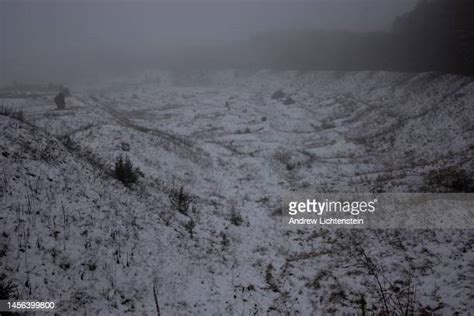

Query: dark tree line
392;0;474;75
163;0;473;76
245;0;474;75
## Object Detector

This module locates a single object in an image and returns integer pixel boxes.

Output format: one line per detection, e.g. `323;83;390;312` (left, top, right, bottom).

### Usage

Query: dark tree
114;156;142;187
169;186;193;215
54;92;66;110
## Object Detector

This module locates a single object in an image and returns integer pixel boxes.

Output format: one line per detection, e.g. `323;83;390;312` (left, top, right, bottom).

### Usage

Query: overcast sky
0;0;415;85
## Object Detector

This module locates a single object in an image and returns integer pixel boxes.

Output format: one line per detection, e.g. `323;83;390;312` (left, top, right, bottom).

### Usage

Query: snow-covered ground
1;70;473;314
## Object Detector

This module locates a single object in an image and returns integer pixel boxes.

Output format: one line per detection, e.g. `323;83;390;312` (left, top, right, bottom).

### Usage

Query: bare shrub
283;96;295;105
265;264;279;292
0;274;17;300
273;150;295;171
230;209;243;226
61;135;80;151
271;89;286;100
421;167;473;193
354;246;419;315
120;142;130;152
184;219;196;238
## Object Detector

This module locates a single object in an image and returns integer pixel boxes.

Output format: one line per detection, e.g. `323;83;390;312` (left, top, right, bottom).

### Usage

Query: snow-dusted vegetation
1;70;473;314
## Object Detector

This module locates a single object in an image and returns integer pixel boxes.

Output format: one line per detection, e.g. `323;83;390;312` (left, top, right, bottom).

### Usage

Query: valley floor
1;70;473;314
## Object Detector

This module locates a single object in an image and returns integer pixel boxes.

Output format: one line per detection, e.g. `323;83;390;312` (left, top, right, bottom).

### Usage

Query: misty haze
0;0;473;315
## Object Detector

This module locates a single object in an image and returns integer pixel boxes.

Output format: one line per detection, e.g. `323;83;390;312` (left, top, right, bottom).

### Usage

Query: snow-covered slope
1;70;473;314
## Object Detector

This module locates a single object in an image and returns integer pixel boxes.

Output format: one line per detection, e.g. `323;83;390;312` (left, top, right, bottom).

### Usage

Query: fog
1;0;415;86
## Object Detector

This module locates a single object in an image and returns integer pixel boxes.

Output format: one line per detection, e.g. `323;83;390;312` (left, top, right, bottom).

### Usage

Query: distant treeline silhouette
165;0;473;76
247;0;474;75
391;0;474;75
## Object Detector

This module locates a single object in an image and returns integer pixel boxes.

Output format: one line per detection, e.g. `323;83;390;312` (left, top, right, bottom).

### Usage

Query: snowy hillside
1;70;473;314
